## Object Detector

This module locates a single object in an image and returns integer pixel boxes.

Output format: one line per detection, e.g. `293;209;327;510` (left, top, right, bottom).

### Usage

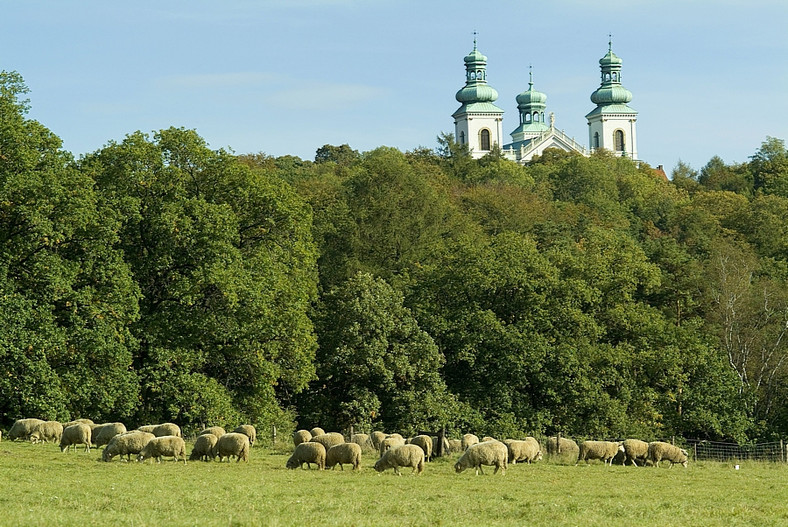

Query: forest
2;70;788;443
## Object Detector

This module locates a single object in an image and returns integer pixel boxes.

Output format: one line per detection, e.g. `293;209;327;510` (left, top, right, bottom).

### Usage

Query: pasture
1;439;787;526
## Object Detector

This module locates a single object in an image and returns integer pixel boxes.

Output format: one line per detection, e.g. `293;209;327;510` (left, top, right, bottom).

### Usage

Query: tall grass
1;440;787;526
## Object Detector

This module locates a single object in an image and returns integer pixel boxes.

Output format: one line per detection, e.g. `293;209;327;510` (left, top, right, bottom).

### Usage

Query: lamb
622;439;650;466
293;429;312;447
7;418;45;441
286;442;326;470
373;444;425;475
648;441;689;468
212;432;250;462
577;440;624;466
454;440;508;475
190;433;218;461
461;433;479;450
233;424;256;446
60;423;92;453
29;421;64;444
409;435;433;461
311;432;345;451
378;435;405;457
309;427;325;438
198;426;226;439
92;422;127;448
138;435;187;464
370;431;387;450
326;442;362;470
350;433;375;453
546;436;580;463
505;438;542;464
102;431;155;462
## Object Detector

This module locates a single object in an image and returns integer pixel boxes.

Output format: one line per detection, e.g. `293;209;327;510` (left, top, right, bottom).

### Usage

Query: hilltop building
452;39;638;163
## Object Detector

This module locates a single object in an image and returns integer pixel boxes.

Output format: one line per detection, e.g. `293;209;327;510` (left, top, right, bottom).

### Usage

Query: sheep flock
2;416;693;474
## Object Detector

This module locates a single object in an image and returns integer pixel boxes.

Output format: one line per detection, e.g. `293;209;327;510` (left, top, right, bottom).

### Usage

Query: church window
614;130;625;152
525;113;531;123
459;131;465;144
533;112;539;122
593;132;600;149
480;129;491;151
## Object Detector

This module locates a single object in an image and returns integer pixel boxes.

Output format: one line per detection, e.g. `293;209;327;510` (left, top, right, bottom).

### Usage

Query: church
452;39;638;164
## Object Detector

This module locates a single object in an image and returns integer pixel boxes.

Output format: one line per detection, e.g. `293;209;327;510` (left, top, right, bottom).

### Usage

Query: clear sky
2;0;787;174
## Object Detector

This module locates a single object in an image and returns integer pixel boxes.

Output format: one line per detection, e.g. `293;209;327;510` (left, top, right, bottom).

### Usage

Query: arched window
480;129;491;151
605;73;611;82
533;112;539;123
614;130;625;152
459;131;465;145
593;132;600;149
525;113;531;123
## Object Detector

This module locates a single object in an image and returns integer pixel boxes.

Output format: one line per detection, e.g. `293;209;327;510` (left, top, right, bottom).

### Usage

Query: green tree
750;136;788;197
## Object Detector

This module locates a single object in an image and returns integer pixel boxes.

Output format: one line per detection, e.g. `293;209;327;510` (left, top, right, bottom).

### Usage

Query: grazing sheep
379;435;406;457
350;433;375;453
153;423;181;438
293;429;312;447
212;432;250;463
386;433;405;443
577;441;624;466
233;425;256;446
138;435;187;464
454;440;509;475
92;422;128;448
309;427;325;438
8;418;45;441
622;439;650;466
311;432;345;451
481;436;498;443
447;438;463;453
29;421;64;444
60;423;92;453
137;425;157;434
546;436;580;463
286;442;326;470
409;435;433;461
326;442;363;470
373;444;425;476
63;418;95;430
648;441;689;468
461;433;479;450
370;431;387;450
103;431;156;462
198;426;226;439
190;433;218;461
505;438;542;464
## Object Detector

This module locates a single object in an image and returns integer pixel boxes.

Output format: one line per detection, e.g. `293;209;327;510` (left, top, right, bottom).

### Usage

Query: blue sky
2;0;787;174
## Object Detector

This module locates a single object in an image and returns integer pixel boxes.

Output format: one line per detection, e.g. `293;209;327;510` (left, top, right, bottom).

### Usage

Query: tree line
2;71;788;442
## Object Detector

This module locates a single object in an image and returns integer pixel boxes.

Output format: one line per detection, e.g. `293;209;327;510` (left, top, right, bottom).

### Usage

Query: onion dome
589;40;633;106
516;70;547;108
455;39;499;104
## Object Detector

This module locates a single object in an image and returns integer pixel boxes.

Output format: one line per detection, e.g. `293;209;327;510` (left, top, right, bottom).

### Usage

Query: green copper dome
589;43;633;107
456;84;499;103
454;39;499;105
599;49;623;66
590;84;632;105
464;47;487;64
516;70;547;107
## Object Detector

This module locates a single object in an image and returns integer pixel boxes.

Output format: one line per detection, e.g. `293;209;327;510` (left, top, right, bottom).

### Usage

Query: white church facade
453;40;638;164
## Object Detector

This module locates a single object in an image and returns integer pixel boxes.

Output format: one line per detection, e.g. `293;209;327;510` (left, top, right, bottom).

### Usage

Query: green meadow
1;440;786;526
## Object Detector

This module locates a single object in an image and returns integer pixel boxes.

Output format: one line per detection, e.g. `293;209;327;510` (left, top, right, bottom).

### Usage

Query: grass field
1;439;787;526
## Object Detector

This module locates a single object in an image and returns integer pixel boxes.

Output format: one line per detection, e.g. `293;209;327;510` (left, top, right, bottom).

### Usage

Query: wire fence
685;439;787;463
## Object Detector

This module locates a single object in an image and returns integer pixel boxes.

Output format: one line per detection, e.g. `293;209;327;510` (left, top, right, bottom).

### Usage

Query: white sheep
409;435;433;461
309;427;325;438
461;433;479;450
293;429;312;447
233;424;256;446
29;421;64;444
92;422;128;448
198;426;226;439
378;435;405;457
648;441;689;468
154;423;181;438
60;423;93;453
311;432;345;451
190;433;218;461
432;436;452;458
447;438;463;453
373;444;425;475
622;439;650;466
63;418;95;430
102;431;156;462
577;440;624;466
7;418;45;441
212;432;250;462
370;431;387;450
454;440;508;475
326;442;363;470
287;442;326;470
137;435;187;464
350;433;375;453
505;438;542;464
